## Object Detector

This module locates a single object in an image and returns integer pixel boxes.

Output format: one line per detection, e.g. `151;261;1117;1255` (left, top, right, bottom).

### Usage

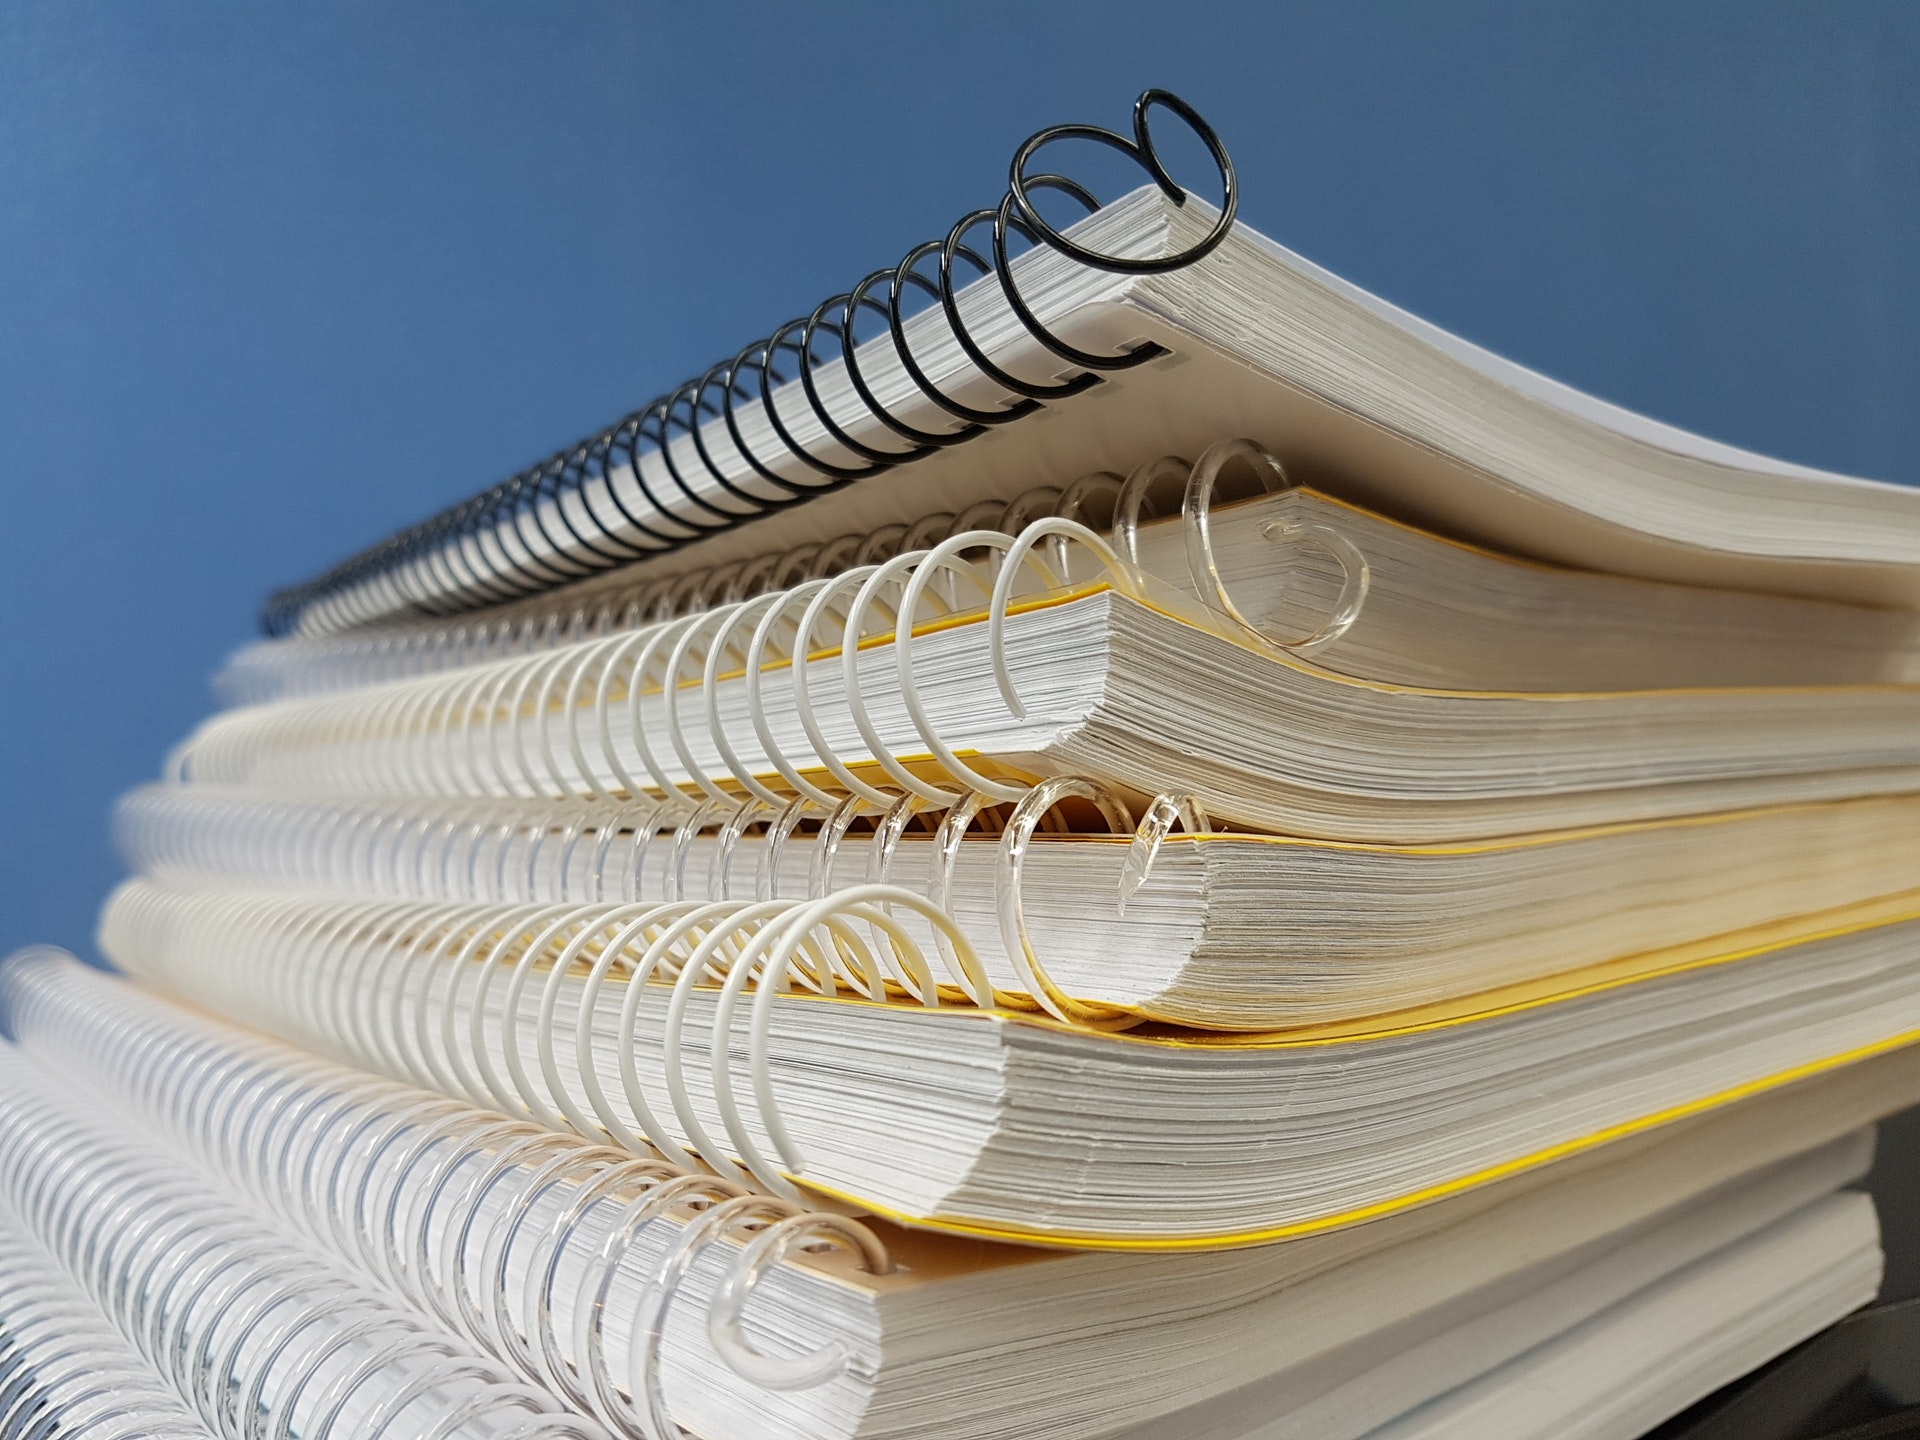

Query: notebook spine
261;90;1237;640
0;1226;216;1440
141;445;1372;1046
114;773;1205;1019
0;949;895;1436
230;441;1368;704
0;1037;609;1440
97;857;1195;1196
180;446;1365;843
222;474;1130;706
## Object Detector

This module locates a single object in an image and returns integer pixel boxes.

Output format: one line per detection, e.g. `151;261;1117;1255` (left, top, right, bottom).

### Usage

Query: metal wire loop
262;89;1236;637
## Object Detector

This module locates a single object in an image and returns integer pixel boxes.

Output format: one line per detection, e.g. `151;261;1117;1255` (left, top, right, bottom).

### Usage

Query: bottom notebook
660;1043;1919;1440
1113;1165;1879;1440
1377;1190;1877;1440
2;952;1914;1440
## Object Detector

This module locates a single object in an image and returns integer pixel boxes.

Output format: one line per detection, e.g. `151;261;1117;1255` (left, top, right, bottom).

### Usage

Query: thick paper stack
6;91;1918;1440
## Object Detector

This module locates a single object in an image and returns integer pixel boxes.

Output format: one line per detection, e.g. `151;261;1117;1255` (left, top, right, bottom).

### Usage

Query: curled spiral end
1182;439;1372;656
1259;520;1372;654
707;1211;891;1391
1117;792;1211;914
1009;87;1237;276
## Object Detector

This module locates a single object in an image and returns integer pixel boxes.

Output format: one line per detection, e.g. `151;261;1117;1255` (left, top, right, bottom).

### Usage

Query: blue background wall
2;1;1917;958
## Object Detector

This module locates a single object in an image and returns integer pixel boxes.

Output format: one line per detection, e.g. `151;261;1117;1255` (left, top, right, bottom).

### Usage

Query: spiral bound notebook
226;478;1920;708
0;948;1908;1440
0;1030;607;1440
109;784;1920;1028
196;469;1920;859
258;94;1920;640
11;88;1920;1440
94;878;1920;1246
0;1226;218;1440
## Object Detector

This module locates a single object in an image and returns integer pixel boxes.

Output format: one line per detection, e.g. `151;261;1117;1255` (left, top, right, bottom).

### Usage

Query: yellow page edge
747;887;1920;1048
795;1023;1920;1252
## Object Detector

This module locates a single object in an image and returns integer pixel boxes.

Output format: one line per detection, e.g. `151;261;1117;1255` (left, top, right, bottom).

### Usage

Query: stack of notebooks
6;90;1920;1440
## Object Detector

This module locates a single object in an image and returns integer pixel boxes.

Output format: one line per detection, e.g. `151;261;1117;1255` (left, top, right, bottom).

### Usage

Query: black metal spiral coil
261;89;1236;638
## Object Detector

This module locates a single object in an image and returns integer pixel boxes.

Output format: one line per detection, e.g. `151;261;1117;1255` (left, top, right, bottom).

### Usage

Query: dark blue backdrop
2;2;1916;959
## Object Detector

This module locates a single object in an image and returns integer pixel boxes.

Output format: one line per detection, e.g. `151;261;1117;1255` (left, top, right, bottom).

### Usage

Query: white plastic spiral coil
0;1037;608;1440
178;444;1367;820
97;856;1178;1210
0;949;893;1440
0;1224;217;1440
222;478;1126;705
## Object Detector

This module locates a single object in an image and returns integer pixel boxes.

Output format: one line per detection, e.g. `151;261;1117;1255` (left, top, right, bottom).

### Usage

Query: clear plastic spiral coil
112;768;1211;1020
189;496;1139;800
96;847;1192;1210
0;1035;609;1440
229;442;1367;720
0;949;893;1440
171;447;1358;900
225;475;1132;706
0;1224;217;1440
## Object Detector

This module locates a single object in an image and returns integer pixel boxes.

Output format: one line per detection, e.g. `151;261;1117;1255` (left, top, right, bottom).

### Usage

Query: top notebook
265;91;1920;636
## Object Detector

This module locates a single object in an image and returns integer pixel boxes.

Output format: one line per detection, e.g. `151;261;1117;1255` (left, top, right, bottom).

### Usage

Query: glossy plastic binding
0;950;894;1440
0;1224;215;1440
223;479;1126;705
142;450;1348;1049
185;450;1351;846
260;90;1236;639
0;1030;607;1440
